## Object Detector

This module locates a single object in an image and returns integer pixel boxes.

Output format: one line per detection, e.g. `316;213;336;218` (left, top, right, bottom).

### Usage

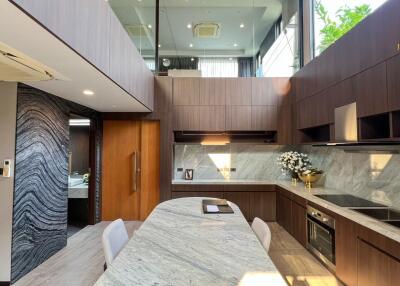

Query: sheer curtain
198;58;238;77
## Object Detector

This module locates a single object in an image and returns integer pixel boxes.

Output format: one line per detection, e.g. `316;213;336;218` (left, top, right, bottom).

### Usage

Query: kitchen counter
172;179;400;244
95;197;287;286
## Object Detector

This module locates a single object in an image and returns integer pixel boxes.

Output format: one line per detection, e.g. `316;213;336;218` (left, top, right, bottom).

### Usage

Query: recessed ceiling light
190;58;195;61
147;24;152;29
83;89;94;96
158;44;162;48
189;43;193;48
240;23;245;28
233;43;238;47
187;23;192;29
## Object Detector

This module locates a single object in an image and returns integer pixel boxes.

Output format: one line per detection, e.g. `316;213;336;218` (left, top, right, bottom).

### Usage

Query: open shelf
298;125;331;144
359;113;390;140
391;111;400;138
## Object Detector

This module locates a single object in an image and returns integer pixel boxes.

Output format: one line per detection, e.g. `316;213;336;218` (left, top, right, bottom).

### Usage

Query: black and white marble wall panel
11;84;101;283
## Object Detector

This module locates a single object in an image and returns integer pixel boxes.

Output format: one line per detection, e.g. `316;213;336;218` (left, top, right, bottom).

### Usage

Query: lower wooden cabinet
336;215;358;286
357;239;400;286
171;184;276;222
251;192;276;222
276;191;293;234
223;192;252;221
291;201;307;247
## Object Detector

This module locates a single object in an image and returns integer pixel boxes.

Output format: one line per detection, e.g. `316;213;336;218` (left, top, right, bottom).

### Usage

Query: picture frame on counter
184;169;194;180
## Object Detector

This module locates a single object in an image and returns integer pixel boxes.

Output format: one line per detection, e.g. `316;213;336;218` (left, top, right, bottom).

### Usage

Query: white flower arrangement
277;151;311;176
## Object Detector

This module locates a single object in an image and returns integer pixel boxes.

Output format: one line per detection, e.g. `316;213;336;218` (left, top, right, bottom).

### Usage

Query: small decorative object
299;168;324;189
83;173;90;185
277;151;311;184
184;169;194;180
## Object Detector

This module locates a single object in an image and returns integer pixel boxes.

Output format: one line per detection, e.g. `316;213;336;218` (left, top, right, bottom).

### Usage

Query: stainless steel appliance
307;205;336;272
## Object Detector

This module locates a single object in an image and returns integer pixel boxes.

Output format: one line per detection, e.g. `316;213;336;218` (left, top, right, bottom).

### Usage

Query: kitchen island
95;197;287;286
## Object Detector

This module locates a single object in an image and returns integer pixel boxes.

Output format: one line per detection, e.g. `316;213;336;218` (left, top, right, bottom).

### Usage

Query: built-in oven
306;205;336;272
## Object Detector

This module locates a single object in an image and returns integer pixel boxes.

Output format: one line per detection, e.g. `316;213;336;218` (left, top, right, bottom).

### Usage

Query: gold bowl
299;173;322;188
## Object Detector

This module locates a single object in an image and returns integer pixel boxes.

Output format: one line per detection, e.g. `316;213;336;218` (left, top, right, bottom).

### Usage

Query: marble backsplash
174;144;400;208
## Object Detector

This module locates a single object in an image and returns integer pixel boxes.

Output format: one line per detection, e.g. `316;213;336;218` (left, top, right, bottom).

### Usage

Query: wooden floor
13;221;143;286
13;222;342;286
268;223;343;286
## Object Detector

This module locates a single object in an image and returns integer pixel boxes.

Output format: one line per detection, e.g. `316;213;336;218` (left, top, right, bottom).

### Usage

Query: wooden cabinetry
198;106;225;131
171;184;276;222
225;78;252;106
291;201;307;247
251;106;277;131
225;106;252;131
173;78;200;106
354;63;388;117
173;106;200;131
387;54;400;111
336;215;358;286
357;239;400;286
276;190;293;234
199;78;226;106
297;91;330;129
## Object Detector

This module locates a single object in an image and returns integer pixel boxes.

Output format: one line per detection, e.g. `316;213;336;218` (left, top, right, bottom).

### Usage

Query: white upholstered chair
102;219;129;268
251;217;272;252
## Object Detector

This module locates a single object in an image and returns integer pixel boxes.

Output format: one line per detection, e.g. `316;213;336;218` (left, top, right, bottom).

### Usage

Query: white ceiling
110;0;283;58
0;1;150;112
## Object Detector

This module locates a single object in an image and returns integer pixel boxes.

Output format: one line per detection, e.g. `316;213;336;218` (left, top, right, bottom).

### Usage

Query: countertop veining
95;197;287;286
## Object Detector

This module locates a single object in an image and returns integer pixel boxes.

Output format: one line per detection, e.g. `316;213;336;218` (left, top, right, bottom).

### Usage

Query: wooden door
102;120;160;221
139;121;160;220
102;120;141;220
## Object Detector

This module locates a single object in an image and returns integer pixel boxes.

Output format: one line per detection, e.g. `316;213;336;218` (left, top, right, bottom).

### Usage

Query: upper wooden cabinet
387;54;400;111
297;91;330;129
199;78;226;105
225;78;252;105
251;106;277;131
225;106;252;131
173;78;200;106
173;106;200;131
354;63;388;118
198;106;225;131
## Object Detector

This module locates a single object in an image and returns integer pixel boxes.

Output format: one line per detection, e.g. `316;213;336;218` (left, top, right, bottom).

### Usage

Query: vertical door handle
131;151;141;192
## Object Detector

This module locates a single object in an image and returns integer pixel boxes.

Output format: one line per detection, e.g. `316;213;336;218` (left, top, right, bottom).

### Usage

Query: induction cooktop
314;194;387;208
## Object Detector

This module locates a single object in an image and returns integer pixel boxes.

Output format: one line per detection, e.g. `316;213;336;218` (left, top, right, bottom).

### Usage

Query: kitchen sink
350;207;400;228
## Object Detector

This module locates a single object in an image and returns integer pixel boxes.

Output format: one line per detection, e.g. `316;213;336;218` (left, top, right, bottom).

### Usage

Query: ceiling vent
125;24;150;38
0;43;53;81
193;23;220;38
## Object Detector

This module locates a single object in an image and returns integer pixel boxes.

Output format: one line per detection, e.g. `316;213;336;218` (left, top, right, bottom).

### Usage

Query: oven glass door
307;216;336;265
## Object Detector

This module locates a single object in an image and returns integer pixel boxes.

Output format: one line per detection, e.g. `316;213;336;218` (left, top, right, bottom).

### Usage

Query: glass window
158;0;301;77
313;0;388;57
109;0;156;71
198;58;238;77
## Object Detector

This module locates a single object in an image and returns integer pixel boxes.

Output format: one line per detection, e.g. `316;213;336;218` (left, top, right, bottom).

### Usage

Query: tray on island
202;199;234;214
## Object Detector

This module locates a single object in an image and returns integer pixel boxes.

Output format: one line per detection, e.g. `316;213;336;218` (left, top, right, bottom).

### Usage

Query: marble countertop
172;179;278;185
95;197;287;286
172;179;400;244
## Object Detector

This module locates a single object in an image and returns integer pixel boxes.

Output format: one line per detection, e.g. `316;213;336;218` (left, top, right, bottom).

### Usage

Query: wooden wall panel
387;54;400;111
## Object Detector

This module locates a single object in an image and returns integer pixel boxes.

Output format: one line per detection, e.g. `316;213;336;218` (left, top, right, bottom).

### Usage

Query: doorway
67;115;92;237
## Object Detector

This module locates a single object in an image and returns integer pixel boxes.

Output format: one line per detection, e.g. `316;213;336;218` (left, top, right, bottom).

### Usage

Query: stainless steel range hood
313;102;400;153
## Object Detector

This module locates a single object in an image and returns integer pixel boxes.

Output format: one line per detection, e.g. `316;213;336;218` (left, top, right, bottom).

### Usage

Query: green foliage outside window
315;1;371;54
